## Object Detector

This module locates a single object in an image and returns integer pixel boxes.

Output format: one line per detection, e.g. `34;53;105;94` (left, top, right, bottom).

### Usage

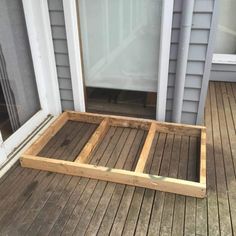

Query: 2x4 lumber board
24;112;69;155
20;155;206;198
200;128;206;184
75;118;110;163
135;122;157;172
67;111;149;130
67;111;203;136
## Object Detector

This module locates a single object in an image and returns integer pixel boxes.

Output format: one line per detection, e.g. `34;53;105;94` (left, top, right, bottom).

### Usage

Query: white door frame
156;0;174;121
0;0;61;166
63;0;86;112
63;0;174;121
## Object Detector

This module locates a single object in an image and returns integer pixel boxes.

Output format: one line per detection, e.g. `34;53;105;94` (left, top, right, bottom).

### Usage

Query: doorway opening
86;87;156;119
77;0;162;119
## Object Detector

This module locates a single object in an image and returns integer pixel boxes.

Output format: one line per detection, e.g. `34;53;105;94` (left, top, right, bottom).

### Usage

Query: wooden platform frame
20;111;206;198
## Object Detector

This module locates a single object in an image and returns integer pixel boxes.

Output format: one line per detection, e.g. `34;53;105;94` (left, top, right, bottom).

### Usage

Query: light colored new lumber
135;122;157;172
67;110;150;130
20;155;206;198
24;112;69;155
75;118;110;163
200;128;206;184
67;111;203;136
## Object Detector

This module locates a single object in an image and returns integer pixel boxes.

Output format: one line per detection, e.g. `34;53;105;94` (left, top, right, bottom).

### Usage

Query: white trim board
210;63;236;82
156;0;174;121
63;0;86;112
22;0;61;115
213;54;236;65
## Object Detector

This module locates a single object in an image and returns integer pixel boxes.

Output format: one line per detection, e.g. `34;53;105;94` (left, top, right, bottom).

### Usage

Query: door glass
0;0;40;141
214;0;236;54
78;0;162;119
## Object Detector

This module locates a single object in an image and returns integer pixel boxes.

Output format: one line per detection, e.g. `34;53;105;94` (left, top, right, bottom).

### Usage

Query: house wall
165;0;215;124
48;0;215;125
210;63;236;82
48;0;74;110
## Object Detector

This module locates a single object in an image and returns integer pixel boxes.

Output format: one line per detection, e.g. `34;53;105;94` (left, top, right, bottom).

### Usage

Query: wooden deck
0;81;235;235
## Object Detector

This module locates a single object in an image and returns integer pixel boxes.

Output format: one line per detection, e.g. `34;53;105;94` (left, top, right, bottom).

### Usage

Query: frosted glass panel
79;0;162;92
214;0;236;54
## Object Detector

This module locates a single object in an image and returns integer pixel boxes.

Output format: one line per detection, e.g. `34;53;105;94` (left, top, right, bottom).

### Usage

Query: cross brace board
20;111;206;198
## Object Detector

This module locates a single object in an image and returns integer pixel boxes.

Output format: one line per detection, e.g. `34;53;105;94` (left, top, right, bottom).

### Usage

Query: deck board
3;122;89;235
0;81;236;235
96;129;146;235
171;136;189;236
25;123;93;235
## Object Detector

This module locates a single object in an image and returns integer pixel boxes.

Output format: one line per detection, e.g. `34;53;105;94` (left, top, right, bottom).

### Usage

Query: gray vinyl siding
166;0;214;124
210;64;236;82
48;0;74;110
48;0;215;124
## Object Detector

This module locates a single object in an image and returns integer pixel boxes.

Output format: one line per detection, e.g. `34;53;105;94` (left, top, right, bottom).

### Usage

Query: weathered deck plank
210;82;233;236
171;136;189;236
25;123;97;235
121;134;159;236
97;130;146;235
0;81;235;236
0;121;80;234
147;133;173;235
159;135;181;236
49;128;120;235
216;82;236;234
60;127;127;235
72;129;138;235
3;122;89;235
205;90;220;236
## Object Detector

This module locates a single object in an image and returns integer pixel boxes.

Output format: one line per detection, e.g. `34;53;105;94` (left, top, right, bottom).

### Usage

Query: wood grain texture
200;128;206;184
75;118;110;163
24;112;69;155
67;110;203;136
20;155;206;198
135;122;156;172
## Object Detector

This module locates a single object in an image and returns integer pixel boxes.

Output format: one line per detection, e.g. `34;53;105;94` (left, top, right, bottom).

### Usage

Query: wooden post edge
75;118;110;163
135;122;157;172
20;155;206;198
200;128;206;185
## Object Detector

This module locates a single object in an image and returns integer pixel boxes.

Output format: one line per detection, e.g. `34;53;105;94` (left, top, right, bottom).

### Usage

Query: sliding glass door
0;0;49;166
78;0;164;118
0;45;40;142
